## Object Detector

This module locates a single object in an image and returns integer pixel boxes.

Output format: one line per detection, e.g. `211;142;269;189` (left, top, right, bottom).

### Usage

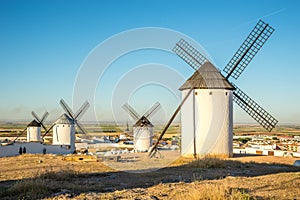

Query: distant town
1;122;299;158
233;134;300;157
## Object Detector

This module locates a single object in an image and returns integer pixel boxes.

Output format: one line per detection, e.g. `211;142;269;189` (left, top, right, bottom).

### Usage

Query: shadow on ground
0;156;299;199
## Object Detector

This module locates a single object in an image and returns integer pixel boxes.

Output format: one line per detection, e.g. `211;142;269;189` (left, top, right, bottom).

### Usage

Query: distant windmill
59;99;90;134
150;20;278;158
28;111;49;142
50;99;90;148
12;111;49;143
123;102;161;152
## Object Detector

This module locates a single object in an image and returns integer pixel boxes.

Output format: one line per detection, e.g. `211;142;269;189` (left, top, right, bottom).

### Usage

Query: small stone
150;195;159;200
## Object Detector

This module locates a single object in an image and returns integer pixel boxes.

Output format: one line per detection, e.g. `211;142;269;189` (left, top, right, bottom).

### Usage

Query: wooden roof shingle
179;62;235;90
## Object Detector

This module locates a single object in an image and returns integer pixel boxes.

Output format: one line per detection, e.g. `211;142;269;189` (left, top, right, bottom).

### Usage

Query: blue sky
0;0;299;125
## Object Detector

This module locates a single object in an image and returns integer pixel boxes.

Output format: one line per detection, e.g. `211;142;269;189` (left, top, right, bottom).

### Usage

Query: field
1;123;300;142
233;124;300;136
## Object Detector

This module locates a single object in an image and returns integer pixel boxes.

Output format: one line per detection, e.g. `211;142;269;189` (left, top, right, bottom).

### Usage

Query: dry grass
4;178;52;199
0;153;299;199
174;182;252;200
186;156;228;168
0;171;300;200
174;155;245;169
96;172;300;200
0;168;105;199
0;154;114;185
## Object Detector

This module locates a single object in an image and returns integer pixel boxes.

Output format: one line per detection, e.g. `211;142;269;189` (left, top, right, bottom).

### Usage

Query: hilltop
0;153;299;199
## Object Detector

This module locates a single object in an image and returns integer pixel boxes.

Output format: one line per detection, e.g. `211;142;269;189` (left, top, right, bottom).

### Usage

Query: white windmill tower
178;61;235;157
150;20;278;158
27;111;49;142
123;102;161;152
51;99;90;150
11;111;49;143
52;114;75;147
26;120;41;142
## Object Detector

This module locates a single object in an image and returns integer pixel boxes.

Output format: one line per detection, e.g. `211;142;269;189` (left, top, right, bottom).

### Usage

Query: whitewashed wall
27;127;41;142
133;126;153;152
0;142;74;157
52;124;75;149
181;89;233;157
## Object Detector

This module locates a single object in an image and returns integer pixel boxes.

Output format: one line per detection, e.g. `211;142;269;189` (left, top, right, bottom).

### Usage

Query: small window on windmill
63;125;65;127
225;92;228;96
195;92;198;95
209;92;212;95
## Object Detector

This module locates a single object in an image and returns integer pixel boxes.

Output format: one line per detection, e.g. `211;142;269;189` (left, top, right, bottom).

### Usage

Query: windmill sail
40;112;49;122
59;99;89;134
144;102;161;118
60;99;75;118
233;84;278;132
32;111;49;132
75;120;87;134
31;111;40;122
74;101;90;119
122;103;141;121
172;39;208;71
224;20;275;79
42;123;55;138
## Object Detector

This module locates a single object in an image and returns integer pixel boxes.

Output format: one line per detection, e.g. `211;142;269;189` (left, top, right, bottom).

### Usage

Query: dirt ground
0;152;299;199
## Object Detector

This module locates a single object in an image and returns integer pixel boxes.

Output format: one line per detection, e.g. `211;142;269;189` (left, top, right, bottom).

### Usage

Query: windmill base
181;153;233;159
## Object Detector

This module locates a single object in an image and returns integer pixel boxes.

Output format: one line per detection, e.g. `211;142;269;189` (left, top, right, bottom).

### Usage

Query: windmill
27;111;49;142
149;20;278;158
59;99;90;134
12;111;49;143
51;99;90;148
123;102;161;152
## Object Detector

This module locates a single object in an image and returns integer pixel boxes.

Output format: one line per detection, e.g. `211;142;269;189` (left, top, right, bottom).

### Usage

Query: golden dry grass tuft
175;181;253;200
186;156;228;168
0;169;76;199
0;168;102;199
5;178;52;199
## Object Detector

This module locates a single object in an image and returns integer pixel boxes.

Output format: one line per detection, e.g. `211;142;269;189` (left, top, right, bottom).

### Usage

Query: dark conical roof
27;120;41;127
55;114;74;125
133;116;154;127
179;62;235;90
